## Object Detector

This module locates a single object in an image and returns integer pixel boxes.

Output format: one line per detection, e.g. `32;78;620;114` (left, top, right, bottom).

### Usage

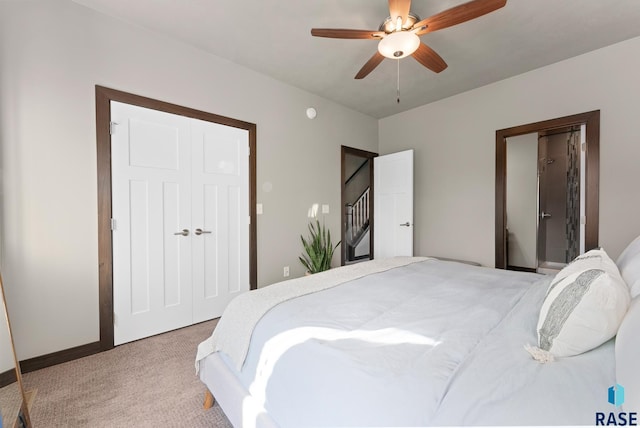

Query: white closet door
191;120;250;323
111;101;193;345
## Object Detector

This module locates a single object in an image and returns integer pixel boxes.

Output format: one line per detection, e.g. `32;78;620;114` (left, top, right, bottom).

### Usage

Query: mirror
0;272;33;427
341;146;377;265
495;111;600;271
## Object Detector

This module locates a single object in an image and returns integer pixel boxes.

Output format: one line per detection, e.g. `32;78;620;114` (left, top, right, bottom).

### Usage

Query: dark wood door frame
341;145;378;265
96;85;257;351
495;110;599;269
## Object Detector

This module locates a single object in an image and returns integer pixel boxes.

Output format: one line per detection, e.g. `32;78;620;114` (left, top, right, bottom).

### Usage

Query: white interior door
374;149;414;259
111;102;193;345
191;119;250;323
111;102;250;345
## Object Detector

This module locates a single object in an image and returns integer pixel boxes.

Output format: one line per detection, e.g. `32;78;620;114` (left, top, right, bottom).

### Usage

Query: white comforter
205;259;617;426
196;257;430;371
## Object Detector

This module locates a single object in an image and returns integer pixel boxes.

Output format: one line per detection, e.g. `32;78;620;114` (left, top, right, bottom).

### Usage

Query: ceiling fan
311;0;507;79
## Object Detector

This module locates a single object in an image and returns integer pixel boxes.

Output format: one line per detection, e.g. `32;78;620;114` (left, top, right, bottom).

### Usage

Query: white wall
0;293;14;373
506;133;538;269
380;36;640;267
0;1;378;360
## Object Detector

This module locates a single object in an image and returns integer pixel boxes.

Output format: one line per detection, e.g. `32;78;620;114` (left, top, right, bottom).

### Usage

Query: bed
195;241;640;427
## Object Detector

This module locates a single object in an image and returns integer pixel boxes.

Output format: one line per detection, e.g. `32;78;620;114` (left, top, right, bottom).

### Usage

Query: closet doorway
96;86;257;349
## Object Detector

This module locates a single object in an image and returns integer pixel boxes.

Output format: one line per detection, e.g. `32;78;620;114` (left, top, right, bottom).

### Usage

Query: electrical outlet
283;266;290;277
322;204;329;214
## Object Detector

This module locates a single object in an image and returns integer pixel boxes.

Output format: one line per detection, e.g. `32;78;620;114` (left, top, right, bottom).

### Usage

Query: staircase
346;187;370;261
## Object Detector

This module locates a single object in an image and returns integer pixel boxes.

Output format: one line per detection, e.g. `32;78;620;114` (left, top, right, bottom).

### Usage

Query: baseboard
0;368;17;388
507;265;537;273
19;341;103;374
1;342;104;388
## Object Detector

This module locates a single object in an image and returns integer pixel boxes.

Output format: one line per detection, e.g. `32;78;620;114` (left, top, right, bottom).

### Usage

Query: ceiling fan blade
311;28;385;39
355;52;385;79
388;0;412;28
413;0;507;35
412;43;448;73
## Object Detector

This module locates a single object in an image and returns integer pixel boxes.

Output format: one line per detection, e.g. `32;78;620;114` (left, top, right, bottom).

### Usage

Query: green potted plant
299;219;340;274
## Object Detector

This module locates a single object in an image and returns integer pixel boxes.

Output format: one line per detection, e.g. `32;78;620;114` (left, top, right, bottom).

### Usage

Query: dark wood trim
248;123;258;290
369;151;376;261
584;112;600;252
507;266;538;273
20;341;102;374
0;341;102;387
495;110;600;269
95;85;258;353
96;86;114;351
340;145;378;266
495;131;507;269
0;368;17;388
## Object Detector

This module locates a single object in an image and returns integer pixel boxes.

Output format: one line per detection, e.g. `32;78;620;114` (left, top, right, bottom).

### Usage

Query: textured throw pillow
550;248;617;281
536;248;631;358
616;235;640;299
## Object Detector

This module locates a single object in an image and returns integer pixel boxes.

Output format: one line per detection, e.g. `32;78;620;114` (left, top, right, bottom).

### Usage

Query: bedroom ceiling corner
71;0;640;119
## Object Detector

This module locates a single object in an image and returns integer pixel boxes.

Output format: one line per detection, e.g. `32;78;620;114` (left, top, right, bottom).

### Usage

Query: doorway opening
537;126;584;272
495;110;599;272
505;126;584;273
341;146;377;265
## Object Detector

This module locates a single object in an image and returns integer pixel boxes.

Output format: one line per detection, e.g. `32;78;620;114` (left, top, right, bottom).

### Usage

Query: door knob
195;228;212;236
540;212;552;219
399;222;411;227
173;229;189;236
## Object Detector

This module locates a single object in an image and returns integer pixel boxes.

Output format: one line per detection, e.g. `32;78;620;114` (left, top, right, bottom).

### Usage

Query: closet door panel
111;101;192;345
192;120;250;323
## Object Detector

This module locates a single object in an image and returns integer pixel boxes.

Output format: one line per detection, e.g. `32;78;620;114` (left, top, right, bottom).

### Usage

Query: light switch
257;203;263;215
322;204;329;214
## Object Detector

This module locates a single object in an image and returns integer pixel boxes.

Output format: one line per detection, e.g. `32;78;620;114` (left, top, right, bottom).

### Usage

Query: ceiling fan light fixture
379;13;421;33
377;31;420;59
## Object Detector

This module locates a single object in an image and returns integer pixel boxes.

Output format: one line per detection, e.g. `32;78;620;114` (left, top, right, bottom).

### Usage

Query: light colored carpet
0;381;23;425
21;320;232;427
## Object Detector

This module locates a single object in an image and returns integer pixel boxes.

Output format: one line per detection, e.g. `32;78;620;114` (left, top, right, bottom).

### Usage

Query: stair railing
351;188;369;240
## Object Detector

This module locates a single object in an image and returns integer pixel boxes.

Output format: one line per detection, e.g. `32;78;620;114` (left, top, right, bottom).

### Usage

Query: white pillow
616;296;640;413
616;235;640;298
537;248;630;357
550;248;617;282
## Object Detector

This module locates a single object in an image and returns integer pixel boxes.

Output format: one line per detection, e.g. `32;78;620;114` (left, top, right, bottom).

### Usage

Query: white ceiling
72;0;640;118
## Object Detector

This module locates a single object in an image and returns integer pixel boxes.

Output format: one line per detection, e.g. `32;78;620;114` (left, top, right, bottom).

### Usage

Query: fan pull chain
396;59;400;104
